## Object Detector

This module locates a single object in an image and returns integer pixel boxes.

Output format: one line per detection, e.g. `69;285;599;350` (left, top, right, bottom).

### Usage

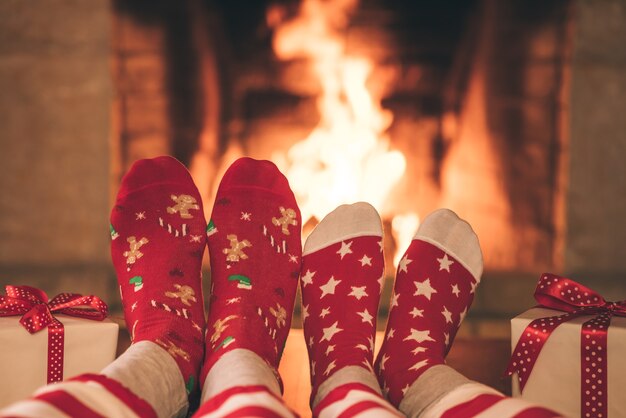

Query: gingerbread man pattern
167;194;200;219
223;234;252;263
272;206;298;235
123;236;149;271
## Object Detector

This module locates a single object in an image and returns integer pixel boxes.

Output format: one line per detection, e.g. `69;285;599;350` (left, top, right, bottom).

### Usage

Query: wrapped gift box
511;307;626;418
0;314;118;408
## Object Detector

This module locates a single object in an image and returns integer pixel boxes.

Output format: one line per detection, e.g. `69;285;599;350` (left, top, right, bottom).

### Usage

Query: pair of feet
110;156;482;410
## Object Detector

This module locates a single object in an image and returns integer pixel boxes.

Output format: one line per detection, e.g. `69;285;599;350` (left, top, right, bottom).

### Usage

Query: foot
375;209;483;405
301;202;385;403
110;156;207;395
201;158;302;389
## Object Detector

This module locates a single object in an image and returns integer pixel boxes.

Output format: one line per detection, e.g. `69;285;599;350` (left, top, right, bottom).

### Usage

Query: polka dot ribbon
0;285;108;383
505;273;626;418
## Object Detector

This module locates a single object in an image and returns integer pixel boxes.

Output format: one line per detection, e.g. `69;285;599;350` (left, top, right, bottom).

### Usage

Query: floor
117;329;512;418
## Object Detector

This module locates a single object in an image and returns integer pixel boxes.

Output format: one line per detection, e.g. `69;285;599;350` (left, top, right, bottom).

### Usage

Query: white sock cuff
304;202;382;256
413;208;483;281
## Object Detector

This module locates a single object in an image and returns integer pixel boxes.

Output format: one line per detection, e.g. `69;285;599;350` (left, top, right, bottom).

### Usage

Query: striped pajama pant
0;375;565;418
0;342;564;418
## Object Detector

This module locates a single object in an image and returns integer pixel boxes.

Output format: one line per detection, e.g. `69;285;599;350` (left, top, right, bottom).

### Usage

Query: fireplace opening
111;0;572;328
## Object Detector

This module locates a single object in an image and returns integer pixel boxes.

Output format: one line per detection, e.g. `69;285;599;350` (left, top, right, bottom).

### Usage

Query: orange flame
270;0;410;245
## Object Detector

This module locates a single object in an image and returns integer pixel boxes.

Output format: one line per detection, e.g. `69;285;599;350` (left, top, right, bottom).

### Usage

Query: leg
194;158;301;417
302;203;400;418
1;156;208;418
375;209;564;418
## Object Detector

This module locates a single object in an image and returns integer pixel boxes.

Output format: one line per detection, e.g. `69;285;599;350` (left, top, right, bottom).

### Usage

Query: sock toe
304;202;383;255
217;157;296;200
414;209;483;281
119;156;194;196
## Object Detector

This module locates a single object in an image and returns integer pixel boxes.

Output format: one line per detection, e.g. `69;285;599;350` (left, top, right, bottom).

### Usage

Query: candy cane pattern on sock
0;374;157;418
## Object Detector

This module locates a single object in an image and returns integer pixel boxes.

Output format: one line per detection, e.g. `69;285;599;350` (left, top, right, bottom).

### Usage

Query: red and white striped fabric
313;383;401;418
193;385;298;418
0;374;156;418
421;383;566;418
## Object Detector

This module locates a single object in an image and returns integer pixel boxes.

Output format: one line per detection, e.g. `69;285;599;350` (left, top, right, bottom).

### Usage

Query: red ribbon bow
505;273;626;417
0;285;108;383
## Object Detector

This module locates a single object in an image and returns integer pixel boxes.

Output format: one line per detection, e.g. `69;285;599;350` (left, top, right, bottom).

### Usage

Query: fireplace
112;0;569;277
1;0;625;338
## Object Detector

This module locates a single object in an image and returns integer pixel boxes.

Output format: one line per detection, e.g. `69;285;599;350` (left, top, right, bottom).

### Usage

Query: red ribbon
506;273;626;417
0;285;108;384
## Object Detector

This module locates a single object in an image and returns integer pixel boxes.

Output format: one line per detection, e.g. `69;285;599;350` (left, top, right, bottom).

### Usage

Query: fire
269;0;413;264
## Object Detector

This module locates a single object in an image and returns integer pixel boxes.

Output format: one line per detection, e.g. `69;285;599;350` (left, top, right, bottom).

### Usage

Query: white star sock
301;202;389;410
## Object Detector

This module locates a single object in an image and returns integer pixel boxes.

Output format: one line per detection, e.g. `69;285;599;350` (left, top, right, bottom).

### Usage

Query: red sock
301;203;385;403
110;156;207;395
200;158;302;388
374;209;483;405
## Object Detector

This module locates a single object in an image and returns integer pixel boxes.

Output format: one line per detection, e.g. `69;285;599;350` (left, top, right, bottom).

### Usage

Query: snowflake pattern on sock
201;158;302;389
110;156;206;395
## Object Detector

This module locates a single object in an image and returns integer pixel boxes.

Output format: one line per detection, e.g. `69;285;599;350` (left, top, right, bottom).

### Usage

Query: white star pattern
378;240;384;252
404;328;435;344
135;212;145;220
325;345;335;356
348;286;368;300
320;321;343;342
413;278;438;300
391;293;400;309
368;336;374;352
320;276;341;298
301;270;315;287
311;361;316;377
357;308;373;325
441;306;453;323
320;307;331;318
337;241;353;259
409;359;429;371
190;235;202;243
378;275;385;291
444;332;450;346
451;284;461;297
470;280;478;294
412;346;427;355
324;360;337;376
437;253;454;272
410;307;424;318
387;328;395;340
302;304;309;323
380;353;390;371
356;343;369;351
288;254;299;263
459;306;468;323
240;212;251;221
402;384;410;396
308;337;314;348
399;254;413;273
359;254;372;266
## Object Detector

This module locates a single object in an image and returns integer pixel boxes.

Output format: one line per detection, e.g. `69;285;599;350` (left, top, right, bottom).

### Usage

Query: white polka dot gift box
506;273;626;418
0;285;118;408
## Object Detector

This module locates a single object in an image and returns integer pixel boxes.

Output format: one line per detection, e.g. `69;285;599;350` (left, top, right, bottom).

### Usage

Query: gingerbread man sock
200;158;302;399
110;156;207;401
301;203;392;411
374;208;483;409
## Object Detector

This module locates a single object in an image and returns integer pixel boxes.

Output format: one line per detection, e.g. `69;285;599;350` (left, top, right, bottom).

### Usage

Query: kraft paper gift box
511;307;626;418
0;314;119;408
